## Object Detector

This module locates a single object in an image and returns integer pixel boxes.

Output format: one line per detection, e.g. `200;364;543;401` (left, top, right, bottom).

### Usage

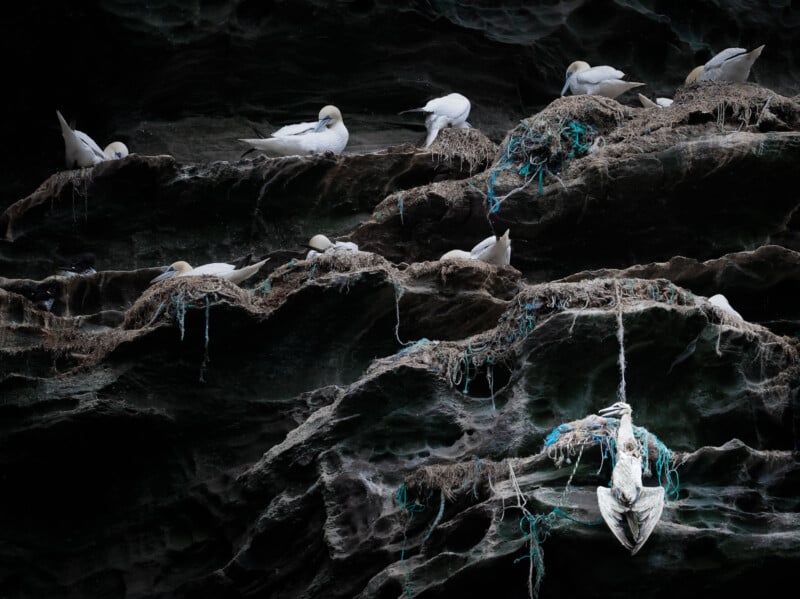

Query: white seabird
596;401;665;555
238;105;349;157
685;45;765;84
103;141;129;160
561;62;645;99
150;258;270;285
708;293;743;320
440;229;512;266
470;229;511;266
399;92;471;148
305;233;359;260
637;93;673;109
56;110;128;168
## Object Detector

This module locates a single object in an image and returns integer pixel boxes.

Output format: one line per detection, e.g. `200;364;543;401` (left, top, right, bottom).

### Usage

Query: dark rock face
5;1;800;201
2;3;800;599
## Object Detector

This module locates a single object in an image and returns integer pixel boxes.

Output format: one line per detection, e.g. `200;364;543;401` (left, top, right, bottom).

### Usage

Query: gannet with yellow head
56;110;128;169
150;258;270;285
239;105;349;157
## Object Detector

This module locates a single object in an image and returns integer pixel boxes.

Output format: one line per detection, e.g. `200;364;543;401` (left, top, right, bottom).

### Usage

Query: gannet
708;293;743;320
596;401;665;555
685;45;765;84
150;258;270;285
56;110;128;169
561;62;645;99
305;233;359;260
470;229;511;266
439;229;512;265
238;105;349;157
637;93;673;109
399;93;471;148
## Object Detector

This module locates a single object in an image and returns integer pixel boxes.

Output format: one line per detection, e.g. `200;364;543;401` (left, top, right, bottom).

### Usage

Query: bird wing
469;234;497;259
191;263;235;276
597;487;635;551
704;47;747;70
272;120;319;138
226;258;269;284
629;487;665;555
577;66;625;84
74;130;107;161
238;136;306;155
425;94;470;121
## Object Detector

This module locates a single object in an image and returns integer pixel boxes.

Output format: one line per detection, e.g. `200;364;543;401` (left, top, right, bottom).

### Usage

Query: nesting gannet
637;93;673;109
239;105;349;157
56;110;128;169
150;258;270;285
596;401;665;555
685;45;765;84
708;293;743;320
561;62;645;99
439;229;512;265
470;229;511;266
399;93;471;148
305;233;359;260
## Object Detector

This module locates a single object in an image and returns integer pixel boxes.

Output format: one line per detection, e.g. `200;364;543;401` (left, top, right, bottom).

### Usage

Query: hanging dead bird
596;401;665;555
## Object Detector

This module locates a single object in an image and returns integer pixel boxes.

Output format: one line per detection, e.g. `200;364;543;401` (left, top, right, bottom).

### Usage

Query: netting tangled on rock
124;276;254;332
486;95;630;213
435;278;694;401
395;410;682;599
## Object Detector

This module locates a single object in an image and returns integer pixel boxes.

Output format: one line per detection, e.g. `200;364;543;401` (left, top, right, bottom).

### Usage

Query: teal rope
398;194;404;225
395;484;425;597
423;490;445;542
515;507;603;599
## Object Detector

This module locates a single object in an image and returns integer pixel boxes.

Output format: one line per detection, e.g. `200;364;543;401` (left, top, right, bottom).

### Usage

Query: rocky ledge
1;82;799;599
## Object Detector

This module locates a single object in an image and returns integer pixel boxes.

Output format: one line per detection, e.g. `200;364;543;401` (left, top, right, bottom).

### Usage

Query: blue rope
395;484;425;597
423;490;445;542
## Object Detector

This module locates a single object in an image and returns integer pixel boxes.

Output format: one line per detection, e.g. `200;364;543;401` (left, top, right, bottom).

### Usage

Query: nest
123;275;254;330
428;127;499;175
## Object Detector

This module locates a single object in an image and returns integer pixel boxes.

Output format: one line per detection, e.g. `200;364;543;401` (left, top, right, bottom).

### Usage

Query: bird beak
560;75;572;97
598;403;625;417
150;268;176;284
314;116;332;132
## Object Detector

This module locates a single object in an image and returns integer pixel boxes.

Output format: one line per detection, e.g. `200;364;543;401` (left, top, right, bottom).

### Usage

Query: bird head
562;61;590;96
150;261;191;284
315;105;342;131
685;65;704;85
598;401;632;418
308;234;333;251
104;141;129;160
